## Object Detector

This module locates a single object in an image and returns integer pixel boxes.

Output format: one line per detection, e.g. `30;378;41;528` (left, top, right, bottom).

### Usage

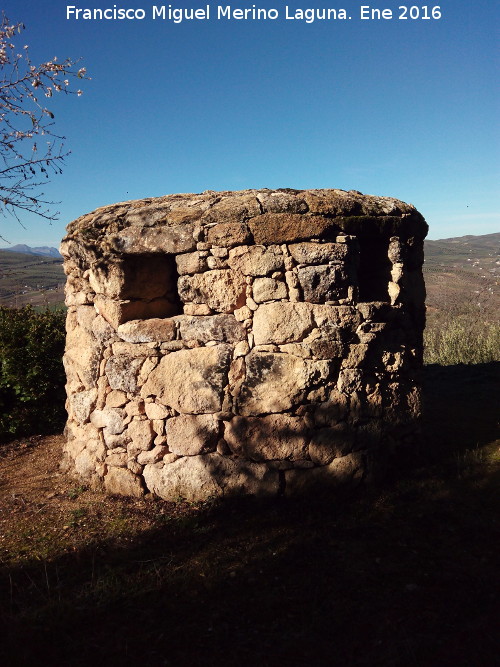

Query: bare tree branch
0;14;89;224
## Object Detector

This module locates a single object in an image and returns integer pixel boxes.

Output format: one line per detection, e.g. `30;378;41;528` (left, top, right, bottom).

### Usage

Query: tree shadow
422;361;500;459
0;362;499;666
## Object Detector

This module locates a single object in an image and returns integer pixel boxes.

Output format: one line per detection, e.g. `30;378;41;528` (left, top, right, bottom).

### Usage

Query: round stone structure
60;188;428;500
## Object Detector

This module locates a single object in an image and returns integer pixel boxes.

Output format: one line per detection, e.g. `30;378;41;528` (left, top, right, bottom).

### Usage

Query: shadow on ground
1;363;499;667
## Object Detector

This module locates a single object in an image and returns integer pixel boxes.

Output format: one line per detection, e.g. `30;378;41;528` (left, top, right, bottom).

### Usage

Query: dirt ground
0;363;499;666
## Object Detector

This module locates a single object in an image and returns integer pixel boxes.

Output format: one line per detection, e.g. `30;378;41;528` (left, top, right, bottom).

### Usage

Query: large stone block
126;418;155;454
104;467;144;497
90;407;126;434
143;452;279;501
141;344;232;414
206;222;252;247
167;414;220;455
109;223;196;254
297;264;349;303
174;314;246;343
308;424;354;465
202;193;261;225
227;245;284;276
175;251;208;275
224;415;309;461
67;389;97;424
105;355;144;393
236;352;330;415
117;318;177;343
64;315;102;389
178;269;247;313
253;302;315;345
284;452;365;495
312;304;362;330
248;213;336;244
252;277;288;303
288;242;351;265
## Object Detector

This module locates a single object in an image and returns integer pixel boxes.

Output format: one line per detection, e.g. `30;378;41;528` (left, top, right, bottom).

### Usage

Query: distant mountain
1;244;62;258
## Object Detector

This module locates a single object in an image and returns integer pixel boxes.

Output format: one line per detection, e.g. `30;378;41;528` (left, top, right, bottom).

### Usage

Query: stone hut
60;188;427;500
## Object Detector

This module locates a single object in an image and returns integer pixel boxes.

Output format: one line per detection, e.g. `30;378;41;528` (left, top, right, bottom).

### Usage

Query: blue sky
1;0;498;246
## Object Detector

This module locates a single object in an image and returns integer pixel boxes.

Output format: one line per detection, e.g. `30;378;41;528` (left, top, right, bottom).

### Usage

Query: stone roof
61;188;428;263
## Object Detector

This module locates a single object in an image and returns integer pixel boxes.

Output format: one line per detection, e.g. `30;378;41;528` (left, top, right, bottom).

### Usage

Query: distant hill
424;232;499;315
1;244;62;258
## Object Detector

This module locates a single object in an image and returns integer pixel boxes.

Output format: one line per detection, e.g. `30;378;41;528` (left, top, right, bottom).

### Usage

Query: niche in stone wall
356;237;392;302
118;253;181;321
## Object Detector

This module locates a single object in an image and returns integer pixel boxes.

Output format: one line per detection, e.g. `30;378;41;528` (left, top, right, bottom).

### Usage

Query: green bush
0;306;67;441
424;307;500;366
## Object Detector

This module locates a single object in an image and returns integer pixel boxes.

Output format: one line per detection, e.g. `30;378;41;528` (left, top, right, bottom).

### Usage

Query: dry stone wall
61;188;427;500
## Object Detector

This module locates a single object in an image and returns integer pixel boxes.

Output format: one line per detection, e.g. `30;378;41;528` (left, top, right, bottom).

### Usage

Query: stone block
144;402;170;420
141;344;232;414
68;389;97;423
117;318;177;343
109;223;196;255
248;213;336;244
175;251;208;275
90;407;126;434
202;193;261;225
178;269;247;313
167;414;220;455
206;222;252;247
224;414;309;461
252;277;288;303
308;424;354;465
126;419;155;454
105;355;144;393
288;242;351;265
297;265;349;303
236;352;329;415
253;302;315;345
143;453;279;501
175;314;245;343
104;467;144;497
284;452;365;495
227;245;284;276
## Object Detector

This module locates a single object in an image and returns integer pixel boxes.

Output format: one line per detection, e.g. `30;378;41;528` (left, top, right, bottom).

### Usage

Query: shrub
0;306;66;441
424;306;500;366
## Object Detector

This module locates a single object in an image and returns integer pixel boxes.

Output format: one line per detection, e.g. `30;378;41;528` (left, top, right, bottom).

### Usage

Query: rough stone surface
62;188;427;500
175;314;245;343
178;269;247;313
143;453;279;501
224;415;309;461
167;414;220;456
252;278;288;303
117;318;176;343
284;452;365;495
253;303;315;345
227;245;284;276
297;265;349;303
289;242;351;265
104;467;144;497
105;355;144;393
236;353;330;415
141;345;232;414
